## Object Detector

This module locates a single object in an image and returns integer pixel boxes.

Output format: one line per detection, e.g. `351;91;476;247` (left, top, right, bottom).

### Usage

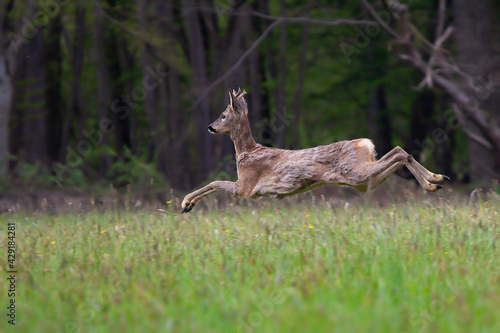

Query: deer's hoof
426;183;443;192
181;202;195;214
432;174;450;183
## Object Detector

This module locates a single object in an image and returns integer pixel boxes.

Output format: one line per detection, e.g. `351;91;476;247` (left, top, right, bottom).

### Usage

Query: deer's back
236;139;374;197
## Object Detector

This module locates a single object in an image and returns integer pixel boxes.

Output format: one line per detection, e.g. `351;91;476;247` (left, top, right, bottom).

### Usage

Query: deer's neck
231;118;257;156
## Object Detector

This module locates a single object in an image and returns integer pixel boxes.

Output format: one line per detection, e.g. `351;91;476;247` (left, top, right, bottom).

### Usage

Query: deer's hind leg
368;147;449;192
360;146;448;192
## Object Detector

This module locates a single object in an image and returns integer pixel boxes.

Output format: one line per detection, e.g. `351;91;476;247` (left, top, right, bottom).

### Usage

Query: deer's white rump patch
357;138;375;153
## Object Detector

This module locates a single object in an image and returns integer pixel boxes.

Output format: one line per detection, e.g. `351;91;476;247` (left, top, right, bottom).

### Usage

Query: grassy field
2;193;500;333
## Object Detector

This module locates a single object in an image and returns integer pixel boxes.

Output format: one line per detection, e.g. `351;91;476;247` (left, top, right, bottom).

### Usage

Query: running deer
181;89;449;213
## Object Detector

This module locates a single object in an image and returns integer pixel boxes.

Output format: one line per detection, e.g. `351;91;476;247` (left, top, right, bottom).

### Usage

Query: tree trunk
247;11;263;128
60;8;86;162
433;95;455;179
93;2;110;177
367;85;392;157
23;31;47;164
154;0;191;190
8;47;26;173
0;45;12;176
137;0;168;175
106;31;131;156
182;0;212;182
0;53;11;175
45;14;63;164
0;0;15;175
255;0;273;147
453;0;500;183
273;0;287;148
167;65;190;189
291;15;309;149
405;89;435;162
242;0;263;127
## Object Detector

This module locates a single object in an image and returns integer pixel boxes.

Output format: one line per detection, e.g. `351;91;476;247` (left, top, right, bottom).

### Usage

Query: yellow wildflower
50;241;56;245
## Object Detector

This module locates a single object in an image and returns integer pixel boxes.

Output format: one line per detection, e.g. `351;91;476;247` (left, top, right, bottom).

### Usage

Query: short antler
233;88;247;100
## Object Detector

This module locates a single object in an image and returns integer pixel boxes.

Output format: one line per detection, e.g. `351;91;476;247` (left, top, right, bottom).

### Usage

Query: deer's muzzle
208;125;217;134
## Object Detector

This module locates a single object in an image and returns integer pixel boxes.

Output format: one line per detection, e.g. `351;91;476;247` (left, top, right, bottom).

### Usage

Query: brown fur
181;89;449;213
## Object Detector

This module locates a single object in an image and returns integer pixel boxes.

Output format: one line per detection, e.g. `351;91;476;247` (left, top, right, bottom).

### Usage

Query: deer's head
208;89;248;135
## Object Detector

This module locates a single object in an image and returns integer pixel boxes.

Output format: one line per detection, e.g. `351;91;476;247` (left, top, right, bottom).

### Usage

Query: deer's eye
221;115;226;120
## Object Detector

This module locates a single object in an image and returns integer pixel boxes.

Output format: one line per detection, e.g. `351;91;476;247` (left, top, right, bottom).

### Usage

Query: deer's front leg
181;181;240;213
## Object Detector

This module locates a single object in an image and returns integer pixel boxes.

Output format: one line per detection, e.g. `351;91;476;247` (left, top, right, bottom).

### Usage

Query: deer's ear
228;90;235;110
229;89;244;114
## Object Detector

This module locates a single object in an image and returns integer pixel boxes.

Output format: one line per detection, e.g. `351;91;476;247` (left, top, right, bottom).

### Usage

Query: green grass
2;195;500;333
